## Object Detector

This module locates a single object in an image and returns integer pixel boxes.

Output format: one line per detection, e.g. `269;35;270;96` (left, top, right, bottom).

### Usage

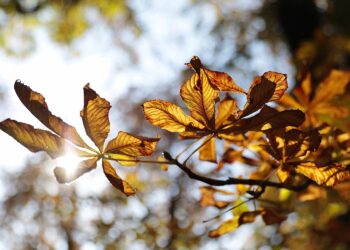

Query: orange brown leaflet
14;80;90;149
102;160;136;196
81;84;111;152
0;119;67;158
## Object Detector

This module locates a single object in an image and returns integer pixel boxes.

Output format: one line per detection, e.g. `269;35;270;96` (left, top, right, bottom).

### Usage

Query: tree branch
163;151;310;192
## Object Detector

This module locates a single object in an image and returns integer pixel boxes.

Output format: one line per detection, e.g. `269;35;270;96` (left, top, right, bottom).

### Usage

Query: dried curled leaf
14;80;89;148
81;84;111;152
240;71;287;118
102;160;136;196
0;119;66;158
105;131;159;156
142;100;205;132
296;162;350;187
187;56;246;94
54;157;98;183
263;71;288;101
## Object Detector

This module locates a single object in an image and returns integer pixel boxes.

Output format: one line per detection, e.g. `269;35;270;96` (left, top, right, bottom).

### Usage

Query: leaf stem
182;134;214;165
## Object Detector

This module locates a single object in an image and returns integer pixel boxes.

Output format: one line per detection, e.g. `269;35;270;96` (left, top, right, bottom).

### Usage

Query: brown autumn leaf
227;105;305;133
102;160;136;196
263;127;322;183
296;162;350;187
0;119;67;158
81;84;111;152
279;70;350;126
199;186;232;208
54;157;98;183
14;81;90;149
262;208;288;225
240;72;287;117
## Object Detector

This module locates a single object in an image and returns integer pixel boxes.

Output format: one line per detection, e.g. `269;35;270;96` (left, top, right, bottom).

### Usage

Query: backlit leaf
180;69;218;128
296;162;350;187
81;84;111;152
187;56;246;94
263;71;288;101
105;131;159;156
102;160;136;196
199;136;216;162
142;100;205;132
14;80;89;148
0;119;66;158
312;70;350;105
215;94;240;129
208;218;239;238
54;157;98;183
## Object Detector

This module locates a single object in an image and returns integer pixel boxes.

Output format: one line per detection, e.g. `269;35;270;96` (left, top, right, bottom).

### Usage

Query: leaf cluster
1;56;350;237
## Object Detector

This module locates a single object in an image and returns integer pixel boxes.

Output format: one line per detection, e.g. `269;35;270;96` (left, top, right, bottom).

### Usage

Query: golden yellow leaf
296;162;350;187
54;157;98;183
142;100;205;132
105;131;159;156
102;160;136;196
312;70;350;105
215;94;240;129
199;186;232;208
0;119;67;158
208;218;239;238
180;69;218;129
199;136;216;162
14;80;89;148
81;84;111;152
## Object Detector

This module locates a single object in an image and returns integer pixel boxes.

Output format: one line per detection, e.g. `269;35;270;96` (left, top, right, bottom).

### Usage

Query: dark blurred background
0;0;349;249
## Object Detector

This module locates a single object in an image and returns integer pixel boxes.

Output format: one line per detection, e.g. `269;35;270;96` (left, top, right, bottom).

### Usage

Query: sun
55;150;84;181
